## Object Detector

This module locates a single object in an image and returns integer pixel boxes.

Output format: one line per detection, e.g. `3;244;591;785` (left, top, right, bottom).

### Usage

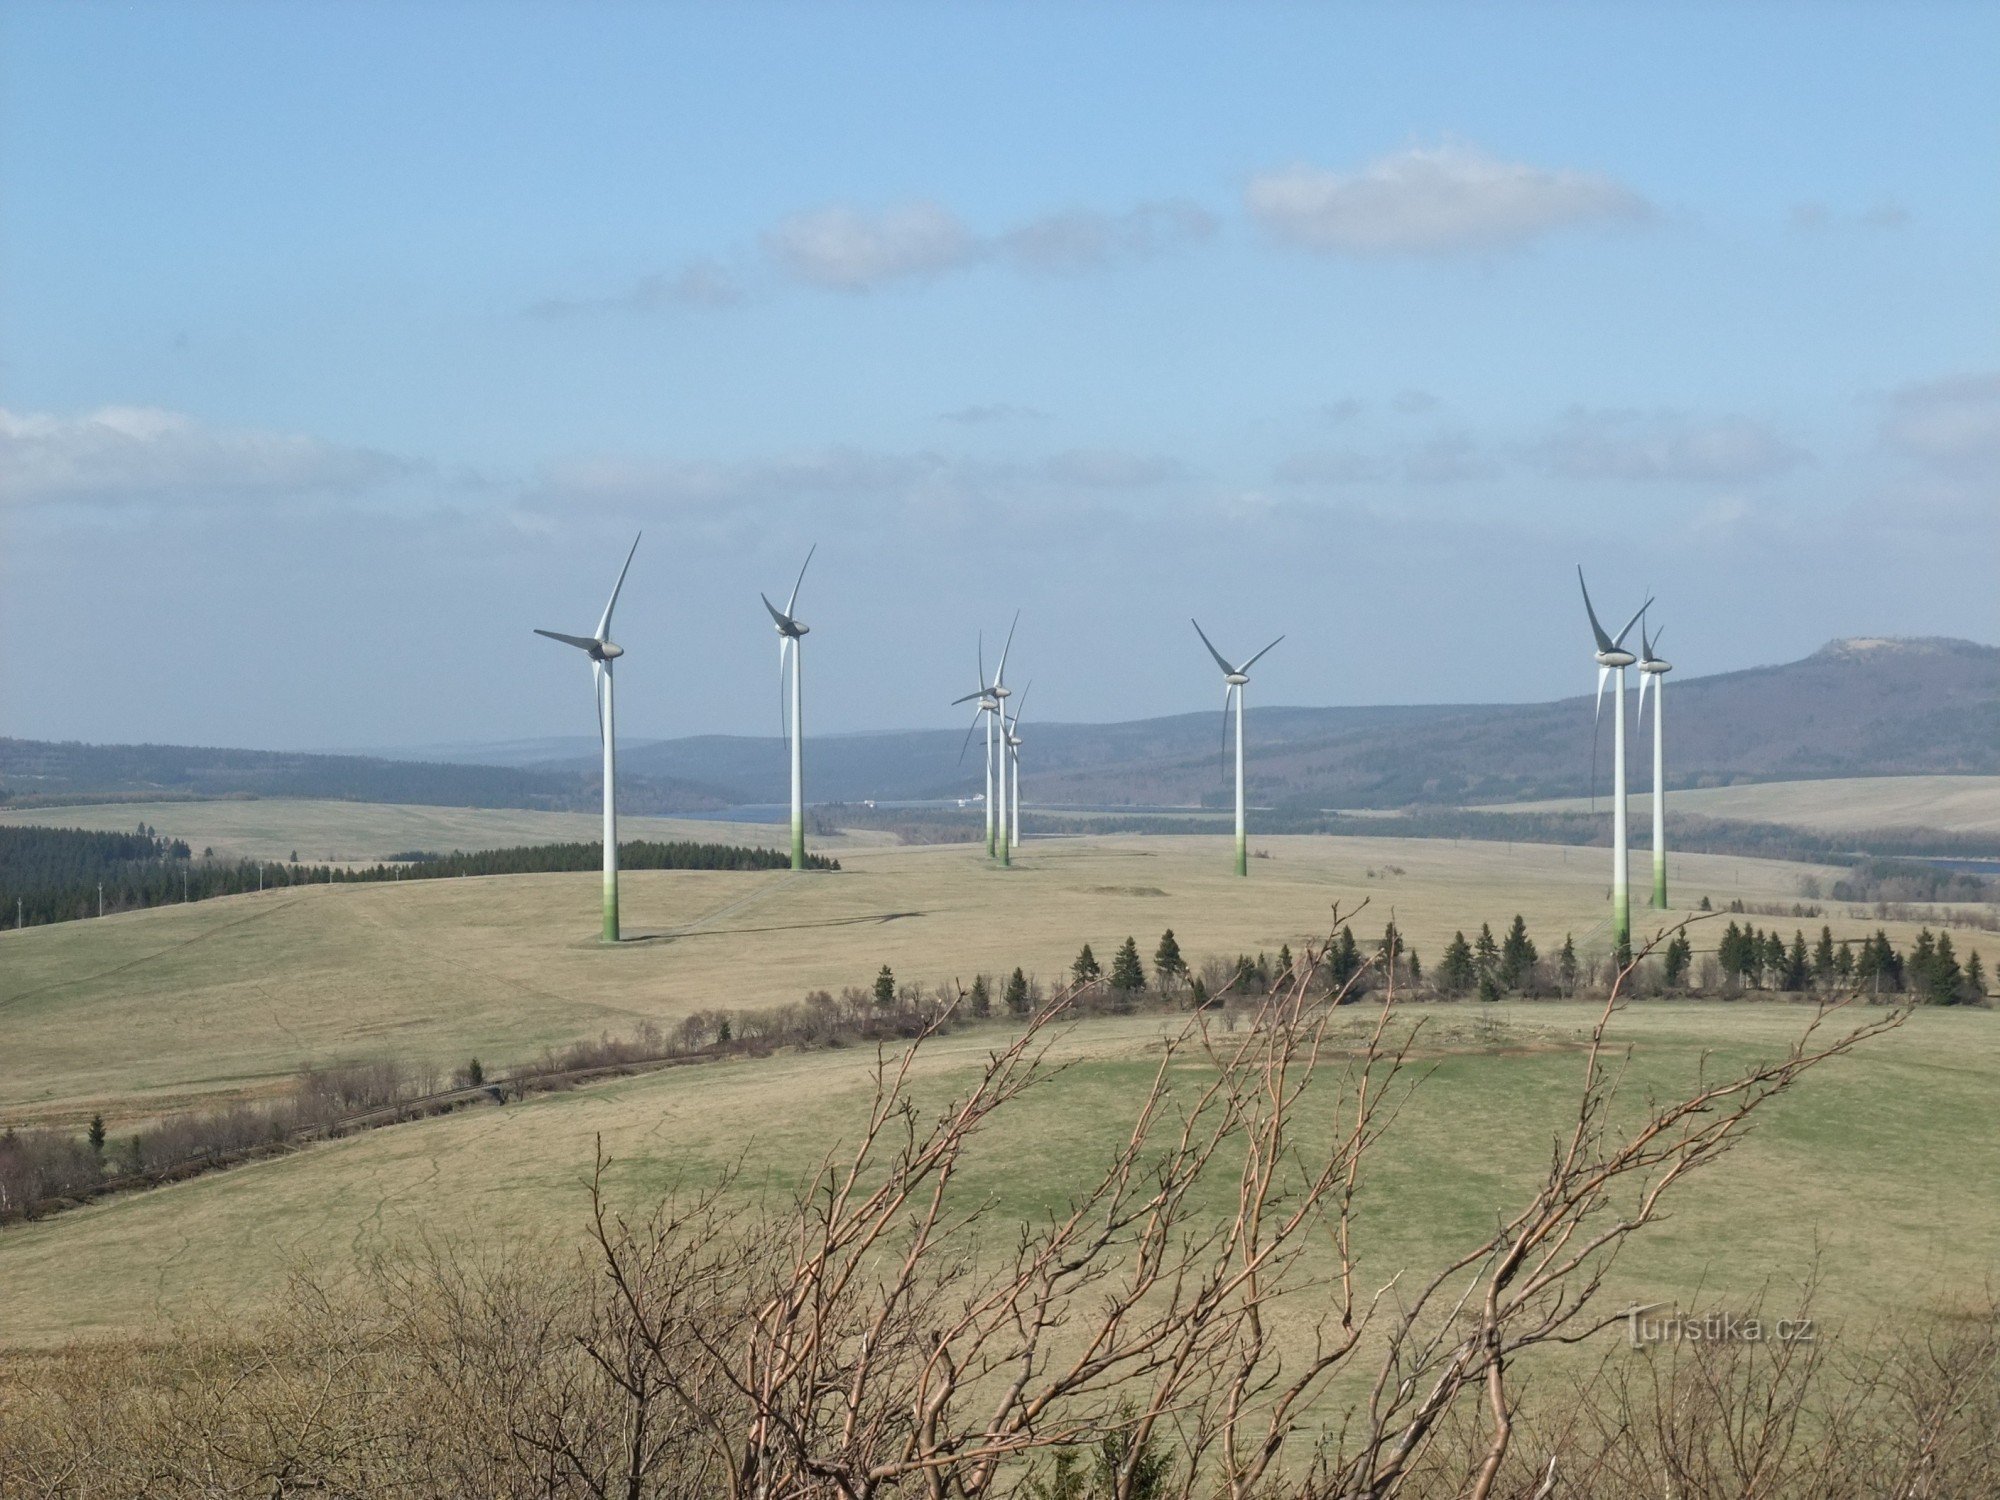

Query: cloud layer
1245;144;1652;255
0;407;408;507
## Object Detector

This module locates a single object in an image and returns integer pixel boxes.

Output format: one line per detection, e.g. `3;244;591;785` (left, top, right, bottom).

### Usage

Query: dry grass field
0;797;893;863
6;828;1955;1133
1479;774;2000;836
0;1001;1993;1353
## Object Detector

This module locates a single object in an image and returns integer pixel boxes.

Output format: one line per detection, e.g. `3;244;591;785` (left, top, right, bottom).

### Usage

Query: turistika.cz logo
1621;1303;1817;1349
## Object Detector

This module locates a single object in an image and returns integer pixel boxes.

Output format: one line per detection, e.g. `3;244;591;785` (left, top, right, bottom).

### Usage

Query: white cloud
1879;373;2000;471
764;201;977;291
1244;143;1652;256
1001;200;1216;272
1402;433;1498;485
940;403;1050;425
1535;409;1807;483
528;258;745;318
0;407;408;507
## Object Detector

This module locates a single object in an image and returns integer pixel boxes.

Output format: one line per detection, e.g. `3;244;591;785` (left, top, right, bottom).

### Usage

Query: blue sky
4;1;1995;748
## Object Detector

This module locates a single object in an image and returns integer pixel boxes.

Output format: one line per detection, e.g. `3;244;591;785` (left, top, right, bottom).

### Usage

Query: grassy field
0;1001;1992;1352
1479;774;2000;836
0;797;894;863
7;827;1957;1133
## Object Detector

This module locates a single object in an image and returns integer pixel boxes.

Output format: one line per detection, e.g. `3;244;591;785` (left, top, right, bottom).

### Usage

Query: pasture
0;1000;1993;1351
2;825;1940;1132
1479;774;2000;836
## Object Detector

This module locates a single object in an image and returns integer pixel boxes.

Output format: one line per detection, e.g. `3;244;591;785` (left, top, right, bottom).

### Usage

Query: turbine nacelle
1593;648;1635;669
1225;671;1248;686
597;640;624;660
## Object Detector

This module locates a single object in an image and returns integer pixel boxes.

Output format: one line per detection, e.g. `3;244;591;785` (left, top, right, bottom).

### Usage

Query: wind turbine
1004;682;1030;851
1636;614;1674;909
761;545;816;872
536;533;641;943
950;613;1017;861
1192;620;1284;877
1578;567;1652;954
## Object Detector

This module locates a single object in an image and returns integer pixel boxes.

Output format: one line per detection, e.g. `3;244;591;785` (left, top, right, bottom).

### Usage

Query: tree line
0;825;838;928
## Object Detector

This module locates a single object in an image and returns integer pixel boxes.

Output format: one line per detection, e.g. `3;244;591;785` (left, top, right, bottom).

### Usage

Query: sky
3;1;1996;749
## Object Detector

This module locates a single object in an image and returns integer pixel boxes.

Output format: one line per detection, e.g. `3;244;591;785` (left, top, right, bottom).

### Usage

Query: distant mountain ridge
8;637;1995;814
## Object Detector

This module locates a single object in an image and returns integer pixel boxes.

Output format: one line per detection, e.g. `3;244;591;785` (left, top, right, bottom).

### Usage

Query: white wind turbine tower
761;545;816;872
1578;567;1652;955
951;613;1018;862
536;532;642;943
1636;614;1674;910
1192;620;1283;877
1004;682;1030;852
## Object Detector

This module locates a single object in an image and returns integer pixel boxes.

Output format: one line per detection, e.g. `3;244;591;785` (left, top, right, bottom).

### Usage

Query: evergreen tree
968;974;991;1018
1924;931;1962;1004
1557;933;1579;994
1813;925;1837;987
1474;922;1500;978
1697;894;1712;911
1783;931;1811;992
1439;931;1476;996
1406;950;1421;985
1153;929;1186;986
873;964;897;1008
1378;922;1403;970
1004;967;1030;1016
87;1114;106;1156
1663;932;1692;990
1477;968;1501;1003
1325;927;1362;990
1109;936;1146;992
1499;915;1538;992
1965;949;1986;999
466;1057;484;1087
1835;940;1855;982
717;1017;732;1044
1188;975;1209;1008
1276;943;1293;983
1763;931;1787;988
1071;944;1101;986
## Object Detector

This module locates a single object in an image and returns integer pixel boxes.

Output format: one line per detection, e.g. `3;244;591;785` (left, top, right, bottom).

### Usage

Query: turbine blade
1577;566;1615;654
958;707;982;766
1220;683;1233;779
535;629;600;653
1637;664;1652;722
1594;663;1611;726
949;689;988;706
593;660;606;747
977;631;986;693
785;543;815;617
1638;608;1654;663
779;636;791;736
994;609;1019;687
760;592;794;632
1241;633;1285;674
1191;618;1234;677
1009;680;1031;729
595;532;642;642
1613;597;1653;650
1649;626;1665;656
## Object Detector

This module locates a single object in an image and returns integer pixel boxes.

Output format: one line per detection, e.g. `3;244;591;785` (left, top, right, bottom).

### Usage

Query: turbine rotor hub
1226;672;1248;686
597;641;624;659
1594;650;1634;669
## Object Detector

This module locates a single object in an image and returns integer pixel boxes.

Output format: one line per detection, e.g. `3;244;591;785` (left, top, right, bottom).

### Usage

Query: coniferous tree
1783;931;1811;992
968;974;992;1019
87;1114;106;1156
873;964;897;1008
716;1017;732;1044
1499;915;1537;992
1109;936;1146;993
1004;967;1030;1016
1663;932;1692;990
1439;932;1476;997
1926;931;1962;1004
1406;950;1421;985
1813;925;1837;987
1474;922;1500;979
1477;968;1501;1003
1153;929;1186;987
1835;940;1855;983
1188;975;1209;1008
1558;933;1579;995
1965;949;1986;999
1763;931;1787;989
1071;944;1100;986
1275;943;1293;984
